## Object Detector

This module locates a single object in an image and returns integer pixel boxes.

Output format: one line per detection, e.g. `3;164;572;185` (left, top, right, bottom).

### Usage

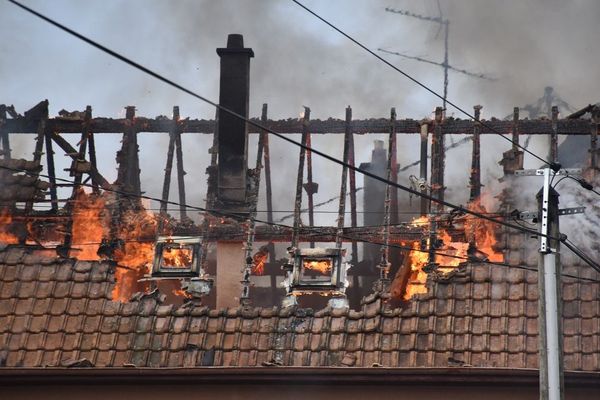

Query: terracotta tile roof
0;242;599;370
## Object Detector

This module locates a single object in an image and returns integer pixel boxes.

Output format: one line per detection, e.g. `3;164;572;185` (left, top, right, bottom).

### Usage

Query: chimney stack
216;34;254;207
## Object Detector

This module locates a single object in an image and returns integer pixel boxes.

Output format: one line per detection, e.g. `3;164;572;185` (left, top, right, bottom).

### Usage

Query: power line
291;0;552;168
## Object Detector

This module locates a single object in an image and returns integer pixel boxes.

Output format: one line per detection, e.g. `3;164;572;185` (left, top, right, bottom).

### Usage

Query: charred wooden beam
469;105;482;202
87;129;99;194
4;115;596;135
159;106;178;218
0;105;10;159
430;107;445;211
348;124;358;266
115;106;141;199
51;133;111;190
379;107;396;282
197;224;429;243
499;107;524;176
512;107;520;150
551;106;559;163
291;107;309;248
174;110;187;221
589;106;600;179
336;106;352;249
70;106;92;192
60;106;94;258
44;129;58;211
419;121;429;216
302;111;317;248
25;100;48;213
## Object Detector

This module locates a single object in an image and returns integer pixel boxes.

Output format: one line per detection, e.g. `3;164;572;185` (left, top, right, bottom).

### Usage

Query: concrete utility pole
515;167;584;400
537;167;563;400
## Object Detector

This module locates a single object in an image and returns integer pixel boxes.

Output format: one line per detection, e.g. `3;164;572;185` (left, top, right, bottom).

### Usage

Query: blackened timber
348;127;358;266
379;108;396;281
469;105;482;202
335;106;352;249
291;107;310;248
198;224;428;243
115;106;141;198
431;107;445;211
512;107;520;150
51;133;111;190
551;106;559;163
216;34;253;204
419;121;428;216
5;115;597;135
303;113;317;248
87;130;99;194
174;110;187;220
72;106;92;189
62;106;93;257
589;106;600;179
43;128;58;211
0;105;10;159
159;107;178;217
25;100;48;213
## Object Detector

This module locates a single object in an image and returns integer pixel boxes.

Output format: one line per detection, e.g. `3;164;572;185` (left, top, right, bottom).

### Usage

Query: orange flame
111;207;157;302
252;246;269;275
162;246;193;268
71;190;106;260
399;200;503;301
0;209;18;244
303;259;332;275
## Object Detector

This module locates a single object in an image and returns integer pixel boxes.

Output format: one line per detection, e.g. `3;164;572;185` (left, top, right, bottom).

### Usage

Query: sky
1;0;600;229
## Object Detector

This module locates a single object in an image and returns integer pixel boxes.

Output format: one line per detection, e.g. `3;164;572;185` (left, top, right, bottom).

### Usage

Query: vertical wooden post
512;107;520;150
71;106;92;193
116;106;141;199
26;100;49;213
390;112;399;226
550;106;559;163
159;106;178;218
419;121;428;216
469;105;482;202
174;112;187;221
590;106;600;180
44;128;58;212
348;126;358;266
379;108;396;283
0;105;10;160
303;113;317;248
291;107;310;249
335;106;352;249
62;106;93;257
262;108;274;248
87;130;99;195
430;107;445;211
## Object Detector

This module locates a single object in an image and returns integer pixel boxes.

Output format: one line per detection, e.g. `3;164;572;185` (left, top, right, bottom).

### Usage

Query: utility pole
515;167;584;400
537;168;563;400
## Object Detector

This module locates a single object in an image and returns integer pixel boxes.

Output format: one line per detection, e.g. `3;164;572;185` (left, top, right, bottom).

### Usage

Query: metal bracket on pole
514;168;582;177
519;207;585;221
